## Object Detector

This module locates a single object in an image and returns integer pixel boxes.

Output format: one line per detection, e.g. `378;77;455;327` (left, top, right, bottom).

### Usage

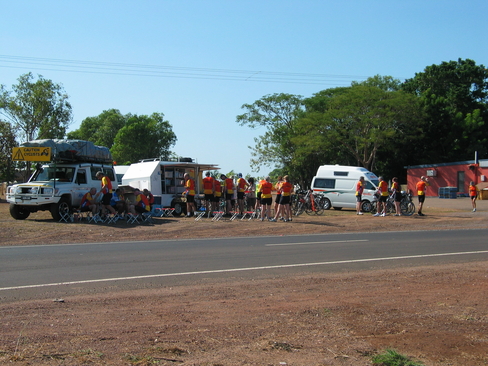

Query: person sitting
110;188;128;215
80;187;99;215
143;189;155;206
129;188;151;215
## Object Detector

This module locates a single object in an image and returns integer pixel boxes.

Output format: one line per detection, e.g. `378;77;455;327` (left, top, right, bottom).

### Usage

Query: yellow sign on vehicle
12;147;52;162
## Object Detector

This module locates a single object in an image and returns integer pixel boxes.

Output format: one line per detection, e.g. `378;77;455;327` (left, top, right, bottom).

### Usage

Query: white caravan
311;165;379;212
121;158;219;216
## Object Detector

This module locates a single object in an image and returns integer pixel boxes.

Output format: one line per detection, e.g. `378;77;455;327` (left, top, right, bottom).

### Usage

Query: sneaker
380;213;386;217
357;212;363;215
473;208;476;212
373;213;380;217
259;218;264;221
269;218;276;222
394;214;401;216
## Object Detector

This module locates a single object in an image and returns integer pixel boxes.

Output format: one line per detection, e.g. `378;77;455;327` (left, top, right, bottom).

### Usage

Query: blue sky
1;1;487;176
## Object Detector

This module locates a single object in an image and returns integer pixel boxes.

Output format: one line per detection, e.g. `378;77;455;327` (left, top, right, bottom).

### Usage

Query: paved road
1;229;488;302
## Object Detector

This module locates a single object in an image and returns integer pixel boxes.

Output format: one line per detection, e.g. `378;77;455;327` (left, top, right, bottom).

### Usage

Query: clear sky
1;0;487;176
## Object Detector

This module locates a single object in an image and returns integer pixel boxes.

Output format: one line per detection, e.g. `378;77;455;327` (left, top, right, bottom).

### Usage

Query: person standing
355;176;365;215
273;176;283;219
184;173;196;217
202;172;215;212
221;174;234;215
416;176;429;216
236;173;248;215
391;177;402;216
256;177;266;212
259;176;273;221
96;171;116;216
213;177;222;212
374;176;389;217
270;175;293;222
246;177;256;213
469;181;478;212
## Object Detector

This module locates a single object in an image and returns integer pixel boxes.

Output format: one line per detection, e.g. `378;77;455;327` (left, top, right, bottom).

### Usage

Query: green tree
111;113;176;164
402;58;488;163
0;120;17;183
236;93;317;185
0;73;72;142
67;109;126;148
236;93;304;171
298;84;422;173
352;74;402;91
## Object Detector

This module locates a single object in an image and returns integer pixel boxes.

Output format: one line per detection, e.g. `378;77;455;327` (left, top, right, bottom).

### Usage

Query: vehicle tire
360;200;372;213
50;197;71;221
9;204;30;220
171;201;185;217
322;197;331;210
333;207;342;210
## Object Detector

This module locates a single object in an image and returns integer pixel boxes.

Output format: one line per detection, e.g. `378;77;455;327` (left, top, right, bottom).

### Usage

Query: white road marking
265;239;368;246
2;250;488;291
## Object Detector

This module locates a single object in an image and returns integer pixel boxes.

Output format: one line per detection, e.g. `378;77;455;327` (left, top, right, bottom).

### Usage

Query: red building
406;159;488;197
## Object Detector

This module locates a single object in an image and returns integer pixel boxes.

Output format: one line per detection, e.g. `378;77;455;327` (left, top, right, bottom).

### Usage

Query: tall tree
298;84;422;173
0;120;17;183
111;113;176;164
402;58;488;163
0;73;72;142
67;109;126;148
236;93;310;182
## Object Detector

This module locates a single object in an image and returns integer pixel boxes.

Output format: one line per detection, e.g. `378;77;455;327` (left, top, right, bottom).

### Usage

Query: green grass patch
372;348;425;366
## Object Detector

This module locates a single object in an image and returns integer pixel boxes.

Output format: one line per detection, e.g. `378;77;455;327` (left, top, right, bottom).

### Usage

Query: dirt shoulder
1;199;488;365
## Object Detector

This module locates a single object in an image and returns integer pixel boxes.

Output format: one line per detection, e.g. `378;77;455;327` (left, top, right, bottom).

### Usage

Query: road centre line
265;239;368;246
2;250;488;292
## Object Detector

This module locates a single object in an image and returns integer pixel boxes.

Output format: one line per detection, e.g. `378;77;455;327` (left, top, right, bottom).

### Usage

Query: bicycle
371;191;415;216
292;189;324;216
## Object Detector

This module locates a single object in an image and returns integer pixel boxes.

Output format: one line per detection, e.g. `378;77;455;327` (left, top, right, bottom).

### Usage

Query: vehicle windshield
31;167;76;182
365;179;379;190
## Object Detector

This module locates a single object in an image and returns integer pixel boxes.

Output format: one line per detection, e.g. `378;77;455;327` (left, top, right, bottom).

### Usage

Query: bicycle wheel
294;199;305;216
305;201;314;215
400;201;415;216
370;201;378;214
313;197;325;215
386;201;395;214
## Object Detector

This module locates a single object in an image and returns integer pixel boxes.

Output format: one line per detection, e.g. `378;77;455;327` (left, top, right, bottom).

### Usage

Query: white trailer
311;164;379;212
121;158;219;216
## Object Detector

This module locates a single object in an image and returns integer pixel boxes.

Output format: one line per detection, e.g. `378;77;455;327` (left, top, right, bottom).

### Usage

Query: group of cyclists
183;173;294;222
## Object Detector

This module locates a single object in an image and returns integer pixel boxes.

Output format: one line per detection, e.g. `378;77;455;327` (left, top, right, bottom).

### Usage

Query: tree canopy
402;58;488;164
67;109;126;148
110;112;177;164
0;72;72;142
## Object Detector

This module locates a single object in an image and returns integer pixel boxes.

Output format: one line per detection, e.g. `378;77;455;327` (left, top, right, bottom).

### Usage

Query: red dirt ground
1;199;488;365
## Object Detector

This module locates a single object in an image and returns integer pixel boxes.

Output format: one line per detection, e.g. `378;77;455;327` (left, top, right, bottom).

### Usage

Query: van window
336;179;354;190
333;171;348;176
314;178;335;189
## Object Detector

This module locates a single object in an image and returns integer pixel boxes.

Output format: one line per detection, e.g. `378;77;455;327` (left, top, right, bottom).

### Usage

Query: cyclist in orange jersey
469;181;478;212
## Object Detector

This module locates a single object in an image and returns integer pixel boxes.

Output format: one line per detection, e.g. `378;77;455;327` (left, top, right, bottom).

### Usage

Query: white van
311;165;379;212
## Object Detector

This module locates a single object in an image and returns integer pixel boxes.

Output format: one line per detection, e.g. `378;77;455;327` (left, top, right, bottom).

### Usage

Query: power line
0;54;375;86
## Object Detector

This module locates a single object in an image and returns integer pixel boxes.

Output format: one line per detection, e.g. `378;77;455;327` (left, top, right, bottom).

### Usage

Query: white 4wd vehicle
7;163;117;221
